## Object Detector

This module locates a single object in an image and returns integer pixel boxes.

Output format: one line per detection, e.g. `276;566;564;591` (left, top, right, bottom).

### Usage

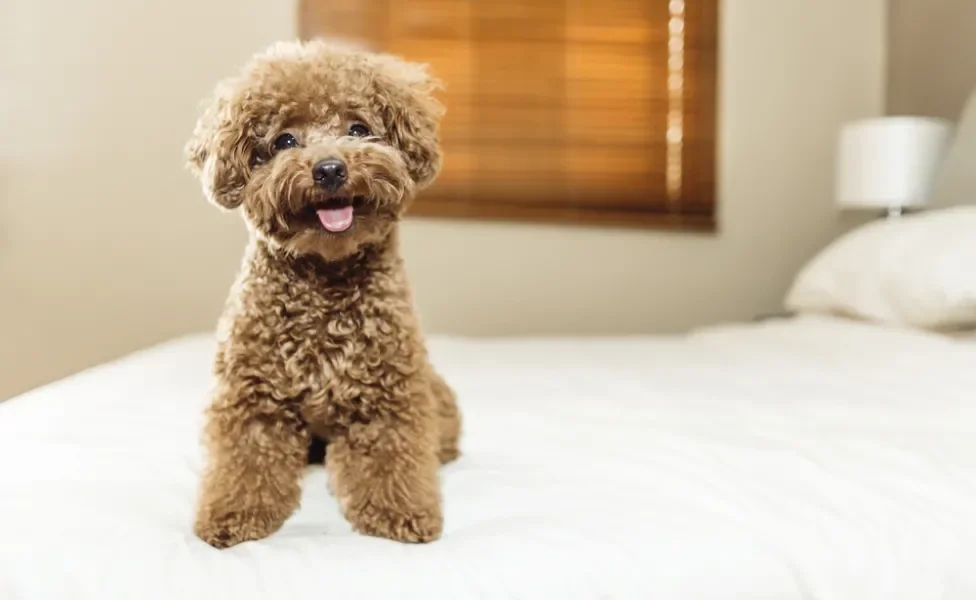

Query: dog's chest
273;282;414;425
234;245;418;427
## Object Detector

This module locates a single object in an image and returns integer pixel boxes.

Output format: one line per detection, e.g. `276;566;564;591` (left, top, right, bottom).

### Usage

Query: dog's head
185;40;444;261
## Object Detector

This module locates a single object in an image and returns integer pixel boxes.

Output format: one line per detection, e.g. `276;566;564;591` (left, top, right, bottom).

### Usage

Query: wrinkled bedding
1;315;975;599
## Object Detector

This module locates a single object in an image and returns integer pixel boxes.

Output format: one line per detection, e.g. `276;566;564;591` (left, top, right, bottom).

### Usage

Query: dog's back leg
427;367;461;464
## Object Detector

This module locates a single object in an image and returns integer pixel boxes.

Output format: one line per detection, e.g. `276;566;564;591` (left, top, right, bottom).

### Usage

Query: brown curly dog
184;39;461;549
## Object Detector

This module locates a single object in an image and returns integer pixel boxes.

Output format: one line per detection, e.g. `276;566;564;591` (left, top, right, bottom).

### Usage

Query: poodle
184;39;461;549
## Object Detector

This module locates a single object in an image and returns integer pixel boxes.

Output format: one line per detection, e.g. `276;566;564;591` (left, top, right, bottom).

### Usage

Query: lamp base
881;206;924;219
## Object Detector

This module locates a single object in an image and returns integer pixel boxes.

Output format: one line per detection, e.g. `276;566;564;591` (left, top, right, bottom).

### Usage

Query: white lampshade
835;116;953;214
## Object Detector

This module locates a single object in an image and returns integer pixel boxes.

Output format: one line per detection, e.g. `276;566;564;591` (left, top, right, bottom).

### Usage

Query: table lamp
835;116;953;218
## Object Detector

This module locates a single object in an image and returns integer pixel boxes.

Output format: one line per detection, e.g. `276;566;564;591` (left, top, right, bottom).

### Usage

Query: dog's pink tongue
316;206;354;232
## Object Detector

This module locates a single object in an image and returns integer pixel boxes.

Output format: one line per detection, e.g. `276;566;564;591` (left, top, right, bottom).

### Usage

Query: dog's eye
272;133;299;152
348;123;370;138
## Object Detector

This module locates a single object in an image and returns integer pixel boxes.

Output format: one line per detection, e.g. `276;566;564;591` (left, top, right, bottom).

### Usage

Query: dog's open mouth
317;205;353;233
301;197;367;233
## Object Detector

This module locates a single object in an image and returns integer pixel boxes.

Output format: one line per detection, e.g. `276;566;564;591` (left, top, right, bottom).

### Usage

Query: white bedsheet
2;315;976;599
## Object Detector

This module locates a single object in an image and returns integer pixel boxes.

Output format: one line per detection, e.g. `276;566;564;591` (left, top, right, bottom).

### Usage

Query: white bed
2;314;976;599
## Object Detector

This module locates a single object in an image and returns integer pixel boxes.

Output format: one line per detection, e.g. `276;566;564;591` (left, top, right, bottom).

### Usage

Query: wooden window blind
299;0;719;231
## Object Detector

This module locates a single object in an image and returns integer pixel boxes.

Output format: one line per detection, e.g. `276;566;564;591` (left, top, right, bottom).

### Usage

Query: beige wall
0;0;887;399
888;0;976;119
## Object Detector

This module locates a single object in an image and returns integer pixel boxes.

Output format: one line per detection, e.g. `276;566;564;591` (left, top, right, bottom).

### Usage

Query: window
299;0;719;231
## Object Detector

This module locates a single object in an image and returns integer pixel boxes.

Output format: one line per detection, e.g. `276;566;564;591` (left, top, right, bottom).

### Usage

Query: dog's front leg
326;390;442;543
194;381;308;549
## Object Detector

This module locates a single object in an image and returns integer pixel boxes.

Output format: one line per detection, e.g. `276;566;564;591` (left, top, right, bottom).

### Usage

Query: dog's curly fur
185;39;461;549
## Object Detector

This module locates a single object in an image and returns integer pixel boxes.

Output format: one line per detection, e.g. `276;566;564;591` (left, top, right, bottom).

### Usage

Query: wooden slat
468;104;566;144
565;102;666;145
565;43;661;106
429;143;672;210
386;39;474;96
565;0;659;44
472;41;567;105
449;145;569;204
436;101;473;144
387;0;471;39
473;1;567;41
408;197;716;231
384;38;474;143
566;144;668;210
298;0;387;45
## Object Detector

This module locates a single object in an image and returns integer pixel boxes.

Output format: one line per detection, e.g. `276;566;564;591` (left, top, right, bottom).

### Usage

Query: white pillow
785;206;976;330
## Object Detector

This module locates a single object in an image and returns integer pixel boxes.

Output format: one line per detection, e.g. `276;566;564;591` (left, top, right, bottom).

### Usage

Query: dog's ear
371;55;446;189
185;84;250;210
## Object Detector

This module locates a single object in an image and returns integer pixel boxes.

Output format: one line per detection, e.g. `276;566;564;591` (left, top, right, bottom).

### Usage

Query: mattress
2;315;976;600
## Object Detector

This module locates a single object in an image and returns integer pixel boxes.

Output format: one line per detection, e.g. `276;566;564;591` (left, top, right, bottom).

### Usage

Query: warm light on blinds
298;0;719;231
666;0;685;203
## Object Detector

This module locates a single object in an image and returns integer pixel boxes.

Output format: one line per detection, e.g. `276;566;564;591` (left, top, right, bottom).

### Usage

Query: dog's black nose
312;159;348;193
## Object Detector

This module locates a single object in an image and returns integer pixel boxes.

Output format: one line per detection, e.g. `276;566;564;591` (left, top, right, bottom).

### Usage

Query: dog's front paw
194;508;287;549
351;502;443;543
